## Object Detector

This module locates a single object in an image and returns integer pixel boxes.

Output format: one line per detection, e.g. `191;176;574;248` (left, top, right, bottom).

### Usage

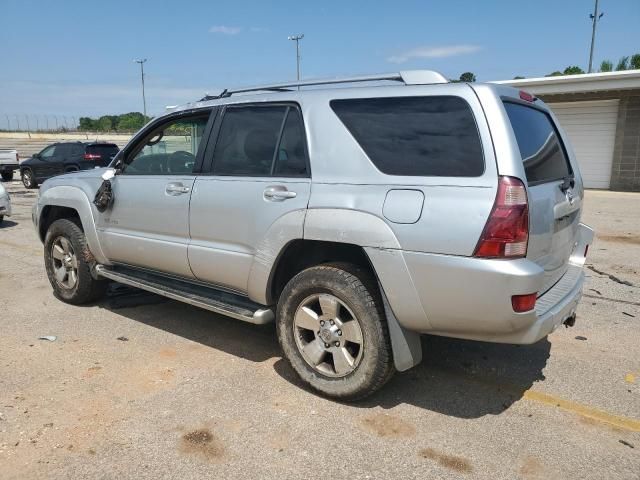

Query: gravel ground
0;181;638;479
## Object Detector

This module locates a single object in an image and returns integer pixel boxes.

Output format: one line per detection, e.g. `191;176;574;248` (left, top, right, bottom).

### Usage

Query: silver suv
33;70;593;399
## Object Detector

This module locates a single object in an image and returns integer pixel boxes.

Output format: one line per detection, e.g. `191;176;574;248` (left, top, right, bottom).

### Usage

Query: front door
96;110;213;278
33;144;64;181
188;104;311;294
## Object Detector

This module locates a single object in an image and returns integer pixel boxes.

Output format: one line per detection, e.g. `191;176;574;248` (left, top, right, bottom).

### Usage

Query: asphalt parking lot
0;180;638;479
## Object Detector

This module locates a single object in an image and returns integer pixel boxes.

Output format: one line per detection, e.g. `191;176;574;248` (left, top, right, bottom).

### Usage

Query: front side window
212;105;308;177
122;114;209;175
503;102;571;185
330;96;484;177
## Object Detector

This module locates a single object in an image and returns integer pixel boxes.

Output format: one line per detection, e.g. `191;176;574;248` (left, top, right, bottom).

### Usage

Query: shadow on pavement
0;219;18;228
99;285;550;418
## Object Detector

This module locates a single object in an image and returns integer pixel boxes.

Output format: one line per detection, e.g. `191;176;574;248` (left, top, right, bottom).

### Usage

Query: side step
95;265;274;325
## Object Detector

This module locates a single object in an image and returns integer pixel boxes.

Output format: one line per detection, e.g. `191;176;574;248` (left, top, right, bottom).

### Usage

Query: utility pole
588;0;604;73
287;34;304;88
134;58;148;119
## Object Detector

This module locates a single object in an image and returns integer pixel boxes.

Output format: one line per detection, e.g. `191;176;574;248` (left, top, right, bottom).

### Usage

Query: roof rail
200;70;448;101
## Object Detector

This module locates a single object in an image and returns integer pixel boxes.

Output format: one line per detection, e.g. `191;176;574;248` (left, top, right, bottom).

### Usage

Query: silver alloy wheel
293;293;364;377
22;171;32;188
51;236;78;290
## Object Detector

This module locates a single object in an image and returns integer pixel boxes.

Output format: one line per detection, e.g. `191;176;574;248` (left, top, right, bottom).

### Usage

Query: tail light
474;176;529;258
83;153;101;161
512;293;537;313
16;152;19;162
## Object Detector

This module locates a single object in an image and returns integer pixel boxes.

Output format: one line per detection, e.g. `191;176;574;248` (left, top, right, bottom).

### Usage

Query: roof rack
200;70;448;101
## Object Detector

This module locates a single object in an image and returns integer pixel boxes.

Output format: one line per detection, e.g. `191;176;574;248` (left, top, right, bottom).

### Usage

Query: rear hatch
84;144;119;167
503;100;582;294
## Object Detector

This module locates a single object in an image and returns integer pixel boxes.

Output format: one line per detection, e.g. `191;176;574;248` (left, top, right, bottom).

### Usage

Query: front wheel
21;169;36;189
44;219;107;304
1;170;13;181
277;263;394;400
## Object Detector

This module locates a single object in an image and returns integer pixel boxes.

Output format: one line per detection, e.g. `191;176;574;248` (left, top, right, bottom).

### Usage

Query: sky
0;0;638;121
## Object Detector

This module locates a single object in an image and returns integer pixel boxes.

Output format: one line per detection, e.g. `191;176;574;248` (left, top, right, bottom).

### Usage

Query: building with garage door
496;70;640;191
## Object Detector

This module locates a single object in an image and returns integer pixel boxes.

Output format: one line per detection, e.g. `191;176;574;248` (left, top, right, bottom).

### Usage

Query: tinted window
212;106;286;176
54;144;72;157
86;144;119;158
40;146;56;158
503;102;571;185
274;109;308;176
330;96;484;177
123;115;209;175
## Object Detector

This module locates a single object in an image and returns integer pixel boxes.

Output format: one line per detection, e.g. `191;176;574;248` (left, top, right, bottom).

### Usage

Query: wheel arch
37;186;109;264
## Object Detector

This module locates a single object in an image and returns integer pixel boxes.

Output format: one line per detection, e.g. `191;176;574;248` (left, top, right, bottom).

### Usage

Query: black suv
20;142;119;188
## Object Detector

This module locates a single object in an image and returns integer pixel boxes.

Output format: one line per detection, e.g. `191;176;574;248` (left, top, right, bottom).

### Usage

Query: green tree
97;116;113;131
116;112;147;131
629;54;640;70
563;65;585;75
599;60;613;72
78;117;97;131
459;72;476;82
615;56;629;71
513;76;525;80
546;71;564;77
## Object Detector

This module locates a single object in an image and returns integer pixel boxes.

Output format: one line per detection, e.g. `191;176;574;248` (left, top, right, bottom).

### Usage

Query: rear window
86;144;119;157
503;102;571;185
330;96;484;177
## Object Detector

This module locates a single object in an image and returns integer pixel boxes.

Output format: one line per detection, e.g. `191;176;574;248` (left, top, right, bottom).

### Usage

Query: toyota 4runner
32;70;593;399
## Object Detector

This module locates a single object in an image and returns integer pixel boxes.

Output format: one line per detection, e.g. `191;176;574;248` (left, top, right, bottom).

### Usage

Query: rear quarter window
503;102;571;185
86;144;119;156
330;96;484;177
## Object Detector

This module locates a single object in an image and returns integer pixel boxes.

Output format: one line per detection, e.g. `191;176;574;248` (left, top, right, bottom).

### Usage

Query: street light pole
287;34;304;88
134;58;148;119
588;0;604;73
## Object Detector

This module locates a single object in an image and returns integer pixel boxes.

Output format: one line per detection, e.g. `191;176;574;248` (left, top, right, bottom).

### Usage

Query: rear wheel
0;215;4;225
277;263;394;400
44;219;107;304
1;171;13;181
21;169;36;189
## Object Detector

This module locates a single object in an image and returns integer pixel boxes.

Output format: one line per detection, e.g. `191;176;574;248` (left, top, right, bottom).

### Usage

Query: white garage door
548;100;619;189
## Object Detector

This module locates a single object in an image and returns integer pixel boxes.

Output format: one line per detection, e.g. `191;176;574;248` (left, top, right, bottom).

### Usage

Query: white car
0;182;11;224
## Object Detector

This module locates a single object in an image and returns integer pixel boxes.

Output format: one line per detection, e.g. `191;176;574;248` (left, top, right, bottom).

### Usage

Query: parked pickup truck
0;149;19;181
32;70;593;400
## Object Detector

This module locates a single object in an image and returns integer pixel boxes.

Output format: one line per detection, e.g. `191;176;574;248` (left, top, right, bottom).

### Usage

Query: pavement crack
587;265;634;287
583;294;640;307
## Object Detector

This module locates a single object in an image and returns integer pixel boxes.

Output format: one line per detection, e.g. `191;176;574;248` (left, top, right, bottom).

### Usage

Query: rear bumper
0;163;19;172
368;223;594;345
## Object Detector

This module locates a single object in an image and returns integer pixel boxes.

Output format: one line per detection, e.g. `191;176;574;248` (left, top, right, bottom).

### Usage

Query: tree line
77;112;150;132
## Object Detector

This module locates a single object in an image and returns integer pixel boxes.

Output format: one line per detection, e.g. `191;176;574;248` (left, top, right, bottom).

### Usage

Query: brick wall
538;90;640;192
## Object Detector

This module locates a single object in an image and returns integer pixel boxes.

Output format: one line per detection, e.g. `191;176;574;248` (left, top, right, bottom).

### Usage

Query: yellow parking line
523;390;640;432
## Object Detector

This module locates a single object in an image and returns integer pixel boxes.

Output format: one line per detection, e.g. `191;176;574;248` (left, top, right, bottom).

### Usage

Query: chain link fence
0;114;143;134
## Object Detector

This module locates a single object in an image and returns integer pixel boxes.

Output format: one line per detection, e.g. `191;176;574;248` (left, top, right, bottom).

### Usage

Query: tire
44;219;107;304
1;170;13;181
277;263;394;400
0;215;3;225
21;169;36;189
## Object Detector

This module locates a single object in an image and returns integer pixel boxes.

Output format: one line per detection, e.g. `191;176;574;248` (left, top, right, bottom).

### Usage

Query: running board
95;265;274;325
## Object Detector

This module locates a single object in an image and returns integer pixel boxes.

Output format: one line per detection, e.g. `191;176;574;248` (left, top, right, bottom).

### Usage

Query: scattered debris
587;265;634;286
117;336;129;342
619;439;634;449
622;311;635;318
38;336;57;342
575;336;588;341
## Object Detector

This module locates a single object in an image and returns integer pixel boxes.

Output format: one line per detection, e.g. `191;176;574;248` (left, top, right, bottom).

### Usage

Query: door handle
165;182;190;195
264;186;297;201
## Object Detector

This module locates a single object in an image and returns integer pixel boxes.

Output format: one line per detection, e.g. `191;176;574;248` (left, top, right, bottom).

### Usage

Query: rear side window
86;144;118;157
330;96;484;177
212;105;308;177
503;102;571;185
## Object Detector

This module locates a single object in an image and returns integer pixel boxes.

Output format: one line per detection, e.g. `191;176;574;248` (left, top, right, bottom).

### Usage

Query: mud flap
378;281;423;371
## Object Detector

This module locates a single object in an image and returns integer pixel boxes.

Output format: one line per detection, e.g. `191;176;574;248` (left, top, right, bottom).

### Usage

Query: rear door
503;100;582;293
188;103;311;294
